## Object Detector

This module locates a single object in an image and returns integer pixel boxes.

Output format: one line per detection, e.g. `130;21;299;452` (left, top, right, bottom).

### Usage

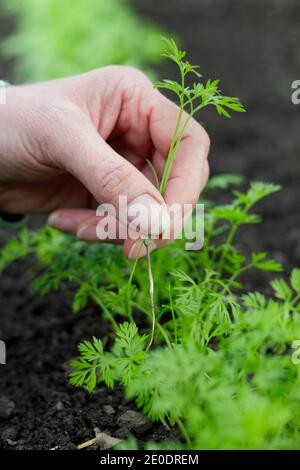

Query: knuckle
99;65;152;87
120;65;150;83
118;66;153;93
99;163;133;198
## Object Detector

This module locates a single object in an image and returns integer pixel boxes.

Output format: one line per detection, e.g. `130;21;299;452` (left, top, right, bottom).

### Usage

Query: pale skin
0;66;210;258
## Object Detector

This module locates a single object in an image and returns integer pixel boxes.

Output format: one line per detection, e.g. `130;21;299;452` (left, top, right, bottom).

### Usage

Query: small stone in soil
1;427;17;443
103;405;115;415
7;439;18;447
64;415;75;427
0;396;16;419
55;401;64;411
117;410;151;434
114;427;130;439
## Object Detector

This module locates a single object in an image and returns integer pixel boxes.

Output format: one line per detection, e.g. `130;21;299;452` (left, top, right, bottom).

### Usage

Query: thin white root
145;242;156;352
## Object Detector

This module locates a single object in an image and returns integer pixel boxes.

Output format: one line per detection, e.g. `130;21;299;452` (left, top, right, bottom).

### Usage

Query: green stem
132;301;172;349
227;263;254;287
169;285;178;344
157;323;172;349
92;290;118;330
159;67;186;195
180;250;199;280
145;241;156;352
176;418;192;448
217;222;239;274
160;113;194;196
291;294;300;307
217;202;256;275
159;109;183;194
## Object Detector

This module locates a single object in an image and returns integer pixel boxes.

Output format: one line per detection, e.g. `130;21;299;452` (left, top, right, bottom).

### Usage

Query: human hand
0;66;210;258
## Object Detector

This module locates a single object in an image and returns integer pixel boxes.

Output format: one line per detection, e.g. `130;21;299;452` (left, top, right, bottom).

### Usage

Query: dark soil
0;255;180;450
1;0;300;450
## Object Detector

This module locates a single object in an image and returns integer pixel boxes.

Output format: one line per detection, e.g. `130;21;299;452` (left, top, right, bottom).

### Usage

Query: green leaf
206;174;244;191
212;206;260;225
72;281;91;313
251;252;283;272
216;105;232;118
78;337;104;360
291;269;300;293
246;182;281;204
0;227;32;272
154;79;182;96
271;279;292;301
242;292;267;310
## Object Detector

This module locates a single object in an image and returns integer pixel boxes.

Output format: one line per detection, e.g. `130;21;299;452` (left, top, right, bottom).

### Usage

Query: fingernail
128;239;157;260
76;224;97;240
48;212;76;233
127;194;169;237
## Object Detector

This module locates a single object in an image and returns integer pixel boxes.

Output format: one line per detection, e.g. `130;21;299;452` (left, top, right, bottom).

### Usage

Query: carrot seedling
143;38;245;350
155;38;245;196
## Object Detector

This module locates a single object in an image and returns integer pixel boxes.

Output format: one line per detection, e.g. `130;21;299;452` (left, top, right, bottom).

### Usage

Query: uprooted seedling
140;38;245;349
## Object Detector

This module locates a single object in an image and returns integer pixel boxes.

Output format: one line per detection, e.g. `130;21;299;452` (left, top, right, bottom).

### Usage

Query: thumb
56;124;168;237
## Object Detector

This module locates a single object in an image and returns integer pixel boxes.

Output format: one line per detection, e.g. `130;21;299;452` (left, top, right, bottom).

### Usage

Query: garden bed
1;0;300;450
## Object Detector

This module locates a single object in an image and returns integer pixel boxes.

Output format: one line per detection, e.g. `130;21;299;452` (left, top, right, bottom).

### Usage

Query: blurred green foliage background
2;0;166;82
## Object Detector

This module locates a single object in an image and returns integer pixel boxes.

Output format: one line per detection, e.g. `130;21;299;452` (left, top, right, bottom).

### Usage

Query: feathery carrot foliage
2;177;300;449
